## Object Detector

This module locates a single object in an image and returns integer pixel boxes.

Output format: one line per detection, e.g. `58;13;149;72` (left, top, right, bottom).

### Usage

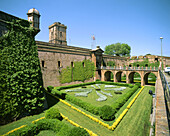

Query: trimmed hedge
45;107;62;120
8;119;89;136
99;105;116;121
47;81;138;117
111;85;139;111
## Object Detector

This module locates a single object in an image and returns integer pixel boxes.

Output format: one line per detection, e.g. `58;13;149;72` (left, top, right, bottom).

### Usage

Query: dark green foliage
68;127;90;136
107;61;115;66
47;86;54;93
135;83;141;88
0;19;44;124
60;60;95;83
8;119;89;136
99;105;116;121
104;43;131;56
46;81;136;116
111;85;139;111
129;59;159;68
45;107;62;120
65;95;100;115
60;66;72;84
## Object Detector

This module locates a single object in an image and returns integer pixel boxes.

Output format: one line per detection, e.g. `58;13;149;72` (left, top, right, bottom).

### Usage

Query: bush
68;127;90;136
47;86;54;93
135;83;141;88
45;107;62;120
111;85;139;111
99;105;116;121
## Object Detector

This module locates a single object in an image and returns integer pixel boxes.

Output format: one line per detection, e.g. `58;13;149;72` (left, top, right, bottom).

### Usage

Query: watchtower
27;8;40;32
49;22;67;45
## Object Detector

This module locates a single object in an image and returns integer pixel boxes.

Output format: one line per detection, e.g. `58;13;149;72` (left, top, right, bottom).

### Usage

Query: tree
104;43;131;56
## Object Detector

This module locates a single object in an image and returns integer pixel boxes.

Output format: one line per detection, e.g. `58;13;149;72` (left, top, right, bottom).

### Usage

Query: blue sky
1;0;170;57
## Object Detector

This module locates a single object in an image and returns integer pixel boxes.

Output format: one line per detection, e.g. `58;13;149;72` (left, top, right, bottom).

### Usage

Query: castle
0;9;170;87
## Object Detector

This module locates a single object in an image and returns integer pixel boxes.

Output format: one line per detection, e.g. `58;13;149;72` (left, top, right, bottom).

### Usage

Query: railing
100;66;159;71
159;70;170;127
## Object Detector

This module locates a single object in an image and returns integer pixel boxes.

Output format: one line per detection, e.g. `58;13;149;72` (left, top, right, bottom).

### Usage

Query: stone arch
128;71;141;84
143;72;157;85
104;71;114;81
115;71;123;82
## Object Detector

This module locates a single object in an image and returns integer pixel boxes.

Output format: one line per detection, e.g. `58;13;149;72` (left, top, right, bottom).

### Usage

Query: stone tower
49;22;67;45
27;8;40;31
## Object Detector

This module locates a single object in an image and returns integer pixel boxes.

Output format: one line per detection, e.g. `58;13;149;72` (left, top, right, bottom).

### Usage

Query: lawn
0;86;154;136
60;84;131;107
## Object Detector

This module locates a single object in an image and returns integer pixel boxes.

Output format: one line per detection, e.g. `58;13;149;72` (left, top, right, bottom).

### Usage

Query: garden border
48;86;145;130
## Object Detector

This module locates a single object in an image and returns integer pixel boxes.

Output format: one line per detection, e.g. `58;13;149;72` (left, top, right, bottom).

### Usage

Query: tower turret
49;22;67;45
27;8;40;32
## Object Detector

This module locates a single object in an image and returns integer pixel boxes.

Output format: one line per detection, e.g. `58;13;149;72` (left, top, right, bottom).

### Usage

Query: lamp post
160;37;163;71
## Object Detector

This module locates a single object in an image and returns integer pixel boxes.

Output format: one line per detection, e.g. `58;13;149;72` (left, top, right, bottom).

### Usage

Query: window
58;61;61;68
60;32;62;38
42;60;45;68
71;62;74;67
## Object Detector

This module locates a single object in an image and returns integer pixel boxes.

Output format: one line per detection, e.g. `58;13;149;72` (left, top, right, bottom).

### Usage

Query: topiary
45;107;62;120
68;127;90;136
99;105;116;121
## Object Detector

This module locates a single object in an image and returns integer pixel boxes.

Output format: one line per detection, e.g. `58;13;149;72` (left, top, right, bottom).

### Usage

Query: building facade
1;9;170;87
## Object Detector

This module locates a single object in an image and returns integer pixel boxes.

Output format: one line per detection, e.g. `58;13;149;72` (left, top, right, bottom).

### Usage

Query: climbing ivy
60;60;95;83
0;19;44;124
129;59;159;67
107;61;115;66
60;66;72;84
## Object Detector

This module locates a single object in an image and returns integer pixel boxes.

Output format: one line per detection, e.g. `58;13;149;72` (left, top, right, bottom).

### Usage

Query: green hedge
60;60;95;83
46;81;137;117
111;85;139;111
99;105;116;121
45;107;62;120
8;119;89;136
0;19;44;124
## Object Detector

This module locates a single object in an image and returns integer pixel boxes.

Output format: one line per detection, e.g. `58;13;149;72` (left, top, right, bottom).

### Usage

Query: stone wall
36;41;92;87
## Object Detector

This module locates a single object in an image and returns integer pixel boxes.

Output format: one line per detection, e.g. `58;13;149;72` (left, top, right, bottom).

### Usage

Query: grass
0;112;45;135
60;84;131;107
112;86;154;136
1;86;154;136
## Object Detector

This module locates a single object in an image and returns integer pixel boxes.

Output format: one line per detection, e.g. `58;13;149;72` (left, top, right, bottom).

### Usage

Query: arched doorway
144;72;157;85
104;71;114;81
115;71;123;82
128;72;141;84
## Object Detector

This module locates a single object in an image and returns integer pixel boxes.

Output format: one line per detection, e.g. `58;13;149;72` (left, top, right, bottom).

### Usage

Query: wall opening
58;61;61;68
128;72;141;84
104;71;113;81
144;72;156;86
42;60;45;68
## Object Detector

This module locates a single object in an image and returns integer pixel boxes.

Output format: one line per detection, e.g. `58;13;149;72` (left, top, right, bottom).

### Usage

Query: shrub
135;83;141;88
99;105;116;121
68;127;90;136
47;86;54;93
111;85;139;111
45;107;62;120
